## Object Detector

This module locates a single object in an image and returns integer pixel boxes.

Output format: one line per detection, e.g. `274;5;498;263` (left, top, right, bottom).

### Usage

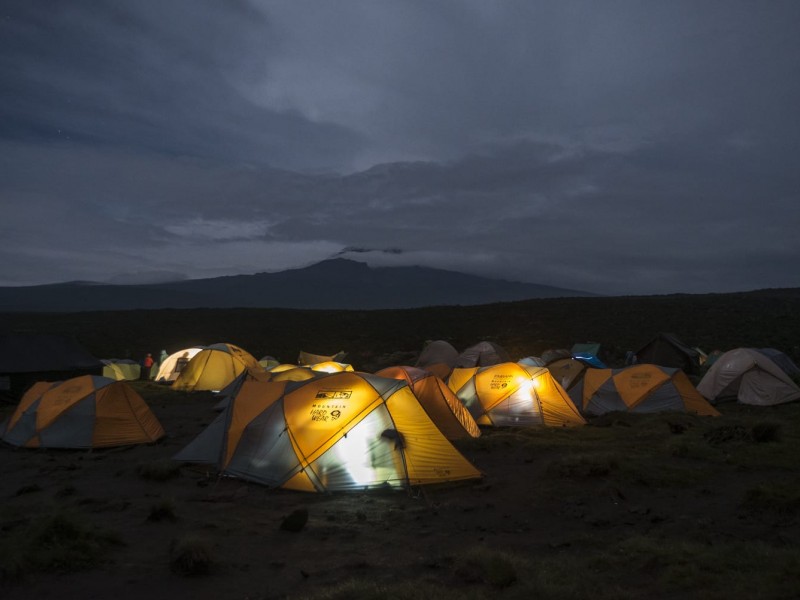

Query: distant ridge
0;258;595;312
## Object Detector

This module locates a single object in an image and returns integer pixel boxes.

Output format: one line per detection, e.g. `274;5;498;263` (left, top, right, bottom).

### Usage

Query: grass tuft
169;535;214;576
0;512;121;580
454;547;518;589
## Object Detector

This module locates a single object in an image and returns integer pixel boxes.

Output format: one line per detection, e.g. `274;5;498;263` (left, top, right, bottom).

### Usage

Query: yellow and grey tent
101;359;141;381
172;343;261;392
570;364;720;416
174;372;481;492
448;363;586;427
309;361;354;373
375;366;480;439
271;367;322;382
1;375;165;448
155;347;203;382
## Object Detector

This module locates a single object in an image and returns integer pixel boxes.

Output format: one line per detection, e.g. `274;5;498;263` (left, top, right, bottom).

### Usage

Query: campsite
2;289;800;599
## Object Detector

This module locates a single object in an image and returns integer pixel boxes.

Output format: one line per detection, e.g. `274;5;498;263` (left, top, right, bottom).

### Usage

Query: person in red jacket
142;353;154;380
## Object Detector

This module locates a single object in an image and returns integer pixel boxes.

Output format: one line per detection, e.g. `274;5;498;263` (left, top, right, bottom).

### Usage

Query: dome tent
375;366;480;439
634;332;702;374
175;372;481;492
455;341;511;368
101;359;141;381
448;363;586;427
415;340;459;379
155;347;203;382
298;350;347;366
171;343;261;392
697;348;800;406
569;365;719;417
1;375;164;449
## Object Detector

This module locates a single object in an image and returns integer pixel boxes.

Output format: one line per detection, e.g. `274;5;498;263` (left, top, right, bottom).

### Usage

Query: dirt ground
2;381;799;600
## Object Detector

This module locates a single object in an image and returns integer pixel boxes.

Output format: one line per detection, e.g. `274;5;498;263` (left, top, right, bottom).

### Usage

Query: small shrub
169;535;214;576
454;547;518;589
703;425;750;446
136;459;181;482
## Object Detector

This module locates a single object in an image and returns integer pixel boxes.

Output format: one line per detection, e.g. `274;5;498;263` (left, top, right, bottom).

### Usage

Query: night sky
2;1;798;295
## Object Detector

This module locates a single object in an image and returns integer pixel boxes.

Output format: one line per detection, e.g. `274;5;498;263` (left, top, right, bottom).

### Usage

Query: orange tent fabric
448;363;586;427
375;366;480;439
1;375;164;448
172;343;261;392
571;365;719;416
175;372;481;492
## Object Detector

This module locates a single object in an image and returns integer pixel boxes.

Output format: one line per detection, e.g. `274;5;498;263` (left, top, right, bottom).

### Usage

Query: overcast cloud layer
1;1;798;295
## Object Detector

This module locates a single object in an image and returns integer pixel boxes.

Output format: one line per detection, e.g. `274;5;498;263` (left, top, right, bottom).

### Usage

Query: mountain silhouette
0;258;594;312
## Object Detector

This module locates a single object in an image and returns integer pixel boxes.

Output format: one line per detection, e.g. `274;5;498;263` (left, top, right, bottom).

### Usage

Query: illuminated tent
269;363;302;373
175;372;481;492
269;363;353;377
448;363;586;427
172;343;261;392
1;375;165;448
155;347;203;382
696;348;800;406
271;367;321;382
455;341;511;368
298;350;347;366
374;366;480;439
415;340;459;380
310;361;354;374
101;359;141;381
214;368;274;411
570;365;719;416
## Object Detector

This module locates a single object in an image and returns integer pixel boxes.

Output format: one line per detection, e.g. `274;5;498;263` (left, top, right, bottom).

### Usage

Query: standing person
142;353;154;380
159;349;168;366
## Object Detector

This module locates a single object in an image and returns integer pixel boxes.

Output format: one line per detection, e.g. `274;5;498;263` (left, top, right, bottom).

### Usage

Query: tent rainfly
1;375;165;448
448;363;586;427
569;365;720;416
375;366;480;439
174;372;482;492
171;343;261;392
697;348;800;406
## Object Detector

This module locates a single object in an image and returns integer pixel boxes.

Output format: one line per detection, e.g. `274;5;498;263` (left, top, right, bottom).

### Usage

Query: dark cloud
1;2;798;294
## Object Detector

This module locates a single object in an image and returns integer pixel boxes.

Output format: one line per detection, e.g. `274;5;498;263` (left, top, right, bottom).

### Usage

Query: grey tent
415;340;459;379
455;341;510;368
755;348;800;378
